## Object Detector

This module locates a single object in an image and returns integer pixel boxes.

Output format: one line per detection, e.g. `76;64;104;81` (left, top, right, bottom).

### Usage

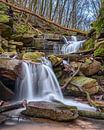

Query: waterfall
61;36;86;54
16;62;63;101
16;59;96;111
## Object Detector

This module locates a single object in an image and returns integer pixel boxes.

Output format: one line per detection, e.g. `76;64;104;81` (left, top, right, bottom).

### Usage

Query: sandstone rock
22;101;78;121
70;76;99;94
0;59;20;80
23;52;45;62
80;60;101;76
0;14;9;23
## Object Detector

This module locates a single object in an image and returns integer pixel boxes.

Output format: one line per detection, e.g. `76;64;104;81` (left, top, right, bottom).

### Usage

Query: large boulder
80;59;101;76
70;76;99;95
22;101;78;121
0;59;20;80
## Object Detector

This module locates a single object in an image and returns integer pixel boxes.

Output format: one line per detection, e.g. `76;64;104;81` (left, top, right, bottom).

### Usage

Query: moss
0;14;9;23
92;18;104;36
16;24;28;34
23;52;45;62
94;47;104;57
0;3;7;12
0;47;4;53
83;38;94;50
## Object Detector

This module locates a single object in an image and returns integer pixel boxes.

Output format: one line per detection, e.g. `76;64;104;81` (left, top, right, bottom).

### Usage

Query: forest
0;0;104;130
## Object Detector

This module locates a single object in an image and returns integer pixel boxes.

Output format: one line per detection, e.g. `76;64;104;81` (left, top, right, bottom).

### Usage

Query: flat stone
22;101;78;121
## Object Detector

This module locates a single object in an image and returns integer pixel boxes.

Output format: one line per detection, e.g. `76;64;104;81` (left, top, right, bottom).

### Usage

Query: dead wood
0;102;24;113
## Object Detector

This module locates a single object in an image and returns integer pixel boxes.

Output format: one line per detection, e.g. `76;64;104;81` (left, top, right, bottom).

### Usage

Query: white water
61;36;86;54
16;60;96;111
16;62;63;101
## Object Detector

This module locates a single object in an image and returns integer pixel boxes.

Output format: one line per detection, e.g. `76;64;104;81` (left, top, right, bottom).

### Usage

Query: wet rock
0;59;20;80
22;101;78;121
80;60;101;76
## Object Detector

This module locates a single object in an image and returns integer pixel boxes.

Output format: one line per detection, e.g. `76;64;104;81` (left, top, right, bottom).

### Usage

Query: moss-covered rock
23;52;45;62
0;3;7;12
68;76;99;95
48;55;63;66
0;47;4;53
94;47;104;57
22;101;78;121
0;14;9;23
16;24;28;34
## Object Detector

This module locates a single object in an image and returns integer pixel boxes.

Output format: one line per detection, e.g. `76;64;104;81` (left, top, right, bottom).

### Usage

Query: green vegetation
0;14;9;23
83;38;95;50
16;24;29;34
94;47;104;57
0;3;7;12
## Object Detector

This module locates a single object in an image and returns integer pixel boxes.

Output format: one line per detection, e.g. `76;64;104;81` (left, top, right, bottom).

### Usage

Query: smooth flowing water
16;61;63;101
16;60;96;111
61;36;86;54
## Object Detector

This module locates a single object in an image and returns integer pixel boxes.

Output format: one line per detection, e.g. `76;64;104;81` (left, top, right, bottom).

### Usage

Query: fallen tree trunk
0;102;24;113
0;0;87;35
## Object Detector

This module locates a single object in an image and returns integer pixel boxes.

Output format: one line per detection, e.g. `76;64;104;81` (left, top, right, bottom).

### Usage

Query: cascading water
61;36;86;54
16;58;96;111
16;61;63;101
